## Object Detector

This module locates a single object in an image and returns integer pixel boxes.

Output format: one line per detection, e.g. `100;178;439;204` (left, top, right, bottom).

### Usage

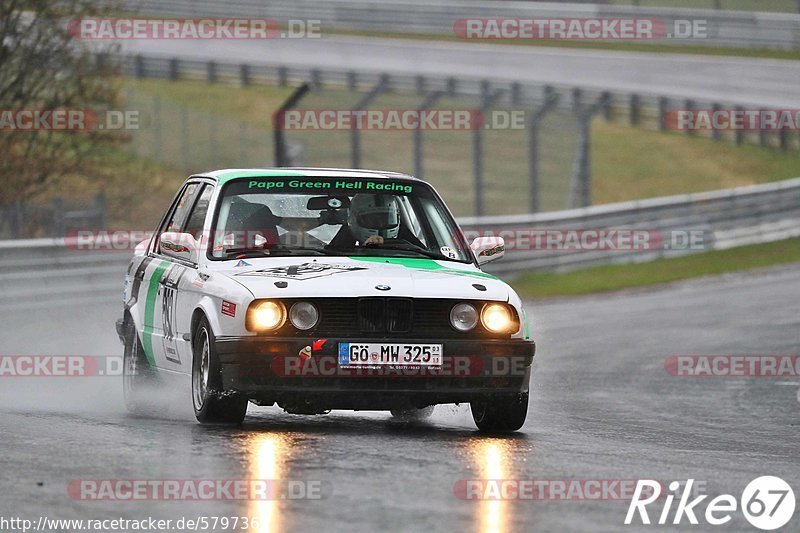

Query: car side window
184;185;214;240
166;183;200;233
153;182;201;254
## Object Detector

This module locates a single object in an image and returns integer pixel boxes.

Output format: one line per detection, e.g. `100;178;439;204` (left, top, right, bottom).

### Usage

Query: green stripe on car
141;260;169;368
349;256;498;280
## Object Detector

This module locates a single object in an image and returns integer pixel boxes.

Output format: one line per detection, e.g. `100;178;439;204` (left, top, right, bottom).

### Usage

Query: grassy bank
512;238;800;298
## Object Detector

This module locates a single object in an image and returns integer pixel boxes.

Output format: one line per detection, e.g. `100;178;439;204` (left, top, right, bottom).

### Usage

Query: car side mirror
471;236;505;266
159;231;199;263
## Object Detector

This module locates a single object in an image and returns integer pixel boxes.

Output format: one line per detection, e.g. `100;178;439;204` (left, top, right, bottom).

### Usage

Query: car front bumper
215;336;535;411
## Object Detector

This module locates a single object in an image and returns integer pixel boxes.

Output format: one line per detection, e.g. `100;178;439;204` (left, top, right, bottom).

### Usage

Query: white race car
117;168;535;431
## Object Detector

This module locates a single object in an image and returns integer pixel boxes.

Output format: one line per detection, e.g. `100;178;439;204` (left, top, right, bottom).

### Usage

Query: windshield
208;176;473;263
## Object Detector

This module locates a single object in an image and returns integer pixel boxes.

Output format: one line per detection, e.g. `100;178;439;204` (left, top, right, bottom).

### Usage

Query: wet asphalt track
0;265;798;532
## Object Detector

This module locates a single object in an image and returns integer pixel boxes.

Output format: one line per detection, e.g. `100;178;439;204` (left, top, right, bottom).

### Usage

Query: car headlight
450;303;478;332
248;300;286;331
289;301;319;330
481;303;515;333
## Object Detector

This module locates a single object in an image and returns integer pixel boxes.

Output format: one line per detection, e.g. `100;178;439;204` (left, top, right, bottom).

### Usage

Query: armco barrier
1;177;798;305
114;0;800;50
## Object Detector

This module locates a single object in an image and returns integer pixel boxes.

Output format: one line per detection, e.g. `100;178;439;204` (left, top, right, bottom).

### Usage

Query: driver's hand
364;235;384;246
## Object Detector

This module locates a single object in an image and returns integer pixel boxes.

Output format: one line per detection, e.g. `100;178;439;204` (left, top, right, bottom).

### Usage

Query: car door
140;182;202;371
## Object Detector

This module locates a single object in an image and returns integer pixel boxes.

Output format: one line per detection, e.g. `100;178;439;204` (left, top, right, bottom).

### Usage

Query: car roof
192;167;423;185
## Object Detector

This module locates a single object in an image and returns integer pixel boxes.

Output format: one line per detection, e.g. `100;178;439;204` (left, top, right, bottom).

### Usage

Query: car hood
211;256;510;301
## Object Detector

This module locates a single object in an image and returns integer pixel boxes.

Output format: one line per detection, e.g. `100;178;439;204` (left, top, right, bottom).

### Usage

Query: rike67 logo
626;477;795;530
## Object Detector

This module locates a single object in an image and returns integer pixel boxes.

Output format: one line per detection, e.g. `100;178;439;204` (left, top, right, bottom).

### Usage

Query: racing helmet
348;194;400;242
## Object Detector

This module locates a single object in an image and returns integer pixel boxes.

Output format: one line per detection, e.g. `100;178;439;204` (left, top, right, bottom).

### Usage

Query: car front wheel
471;392;529;432
192;316;248;425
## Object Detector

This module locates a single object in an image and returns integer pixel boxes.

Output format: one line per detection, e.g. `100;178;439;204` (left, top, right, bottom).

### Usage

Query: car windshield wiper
223;247;339;259
362;243;456;261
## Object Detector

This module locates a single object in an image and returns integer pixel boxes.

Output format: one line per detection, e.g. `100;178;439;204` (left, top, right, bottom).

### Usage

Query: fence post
779;129;789;152
473;81;504;217
274;83;311;166
239;64;250;86
602;92;612;121
528;90;560;213
412;91;444;179
446;77;457;97
350;75;390;169
277;66;288;87
570;93;610;209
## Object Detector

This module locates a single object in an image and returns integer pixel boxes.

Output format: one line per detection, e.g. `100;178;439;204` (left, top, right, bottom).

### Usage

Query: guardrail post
274;83;311;166
735;105;745;146
415;75;426;95
712;103;722;141
94;193;106;229
239;64;250;86
180;104;189;169
52;197;65;237
779;129;789;152
310;69;322;90
629;94;640;126
169;58;179;81
277;66;288;87
350;74;390;169
152;95;162;161
206;61;217;84
446;77;457;97
510;82;522;106
346;71;358;91
134;55;145;78
9;200;24;239
684;99;696;135
412;90;445;179
602;92;613;121
759;128;769;148
658;97;669;131
528;90;560;213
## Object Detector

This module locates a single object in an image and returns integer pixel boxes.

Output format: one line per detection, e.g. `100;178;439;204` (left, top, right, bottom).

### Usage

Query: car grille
272;298;500;339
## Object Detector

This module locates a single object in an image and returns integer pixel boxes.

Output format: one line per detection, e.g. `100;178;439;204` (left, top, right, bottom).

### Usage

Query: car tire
470;392;529;432
192;316;248;425
122;319;159;415
390;405;435;421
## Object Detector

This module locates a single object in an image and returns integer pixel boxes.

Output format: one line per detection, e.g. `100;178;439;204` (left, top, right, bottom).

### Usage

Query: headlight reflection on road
248;434;286;533
474;440;510;533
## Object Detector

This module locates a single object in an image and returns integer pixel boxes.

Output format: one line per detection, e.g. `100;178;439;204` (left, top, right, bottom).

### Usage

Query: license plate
338;343;443;366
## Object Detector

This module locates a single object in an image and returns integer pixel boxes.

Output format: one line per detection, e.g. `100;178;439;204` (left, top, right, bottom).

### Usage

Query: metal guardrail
117;0;800;50
1;178;798;305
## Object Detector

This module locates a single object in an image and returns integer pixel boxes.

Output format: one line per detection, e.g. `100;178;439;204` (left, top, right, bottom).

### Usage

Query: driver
328;193;400;248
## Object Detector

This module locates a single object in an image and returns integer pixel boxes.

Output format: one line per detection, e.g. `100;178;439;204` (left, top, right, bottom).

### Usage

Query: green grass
124;78;800;217
512;238;800;298
608;0;798;12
